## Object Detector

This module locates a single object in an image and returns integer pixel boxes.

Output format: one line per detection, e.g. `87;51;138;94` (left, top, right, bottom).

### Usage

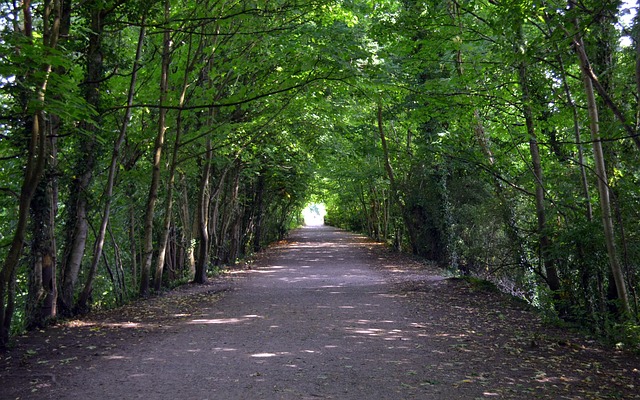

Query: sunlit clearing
302;202;326;226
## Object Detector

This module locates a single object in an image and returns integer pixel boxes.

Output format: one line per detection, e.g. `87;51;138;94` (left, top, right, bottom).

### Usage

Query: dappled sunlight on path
53;225;464;399
7;226;639;399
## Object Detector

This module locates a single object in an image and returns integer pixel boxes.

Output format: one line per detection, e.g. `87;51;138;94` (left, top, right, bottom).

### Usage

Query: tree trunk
1;112;47;346
180;173;196;279
227;163;243;264
129;189;138;290
26;161;58;330
194;137;213;284
377;103;421;255
252;170;266;253
209;164;232;266
76;19;146;311
59;4;104;315
515;32;561;294
25;0;69;329
153;32;195;291
0;0;58;348
569;16;632;316
554;48;604;321
451;3;531;275
140;0;171;296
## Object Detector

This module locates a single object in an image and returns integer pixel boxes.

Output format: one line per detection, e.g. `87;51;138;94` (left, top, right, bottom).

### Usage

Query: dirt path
1;226;639;399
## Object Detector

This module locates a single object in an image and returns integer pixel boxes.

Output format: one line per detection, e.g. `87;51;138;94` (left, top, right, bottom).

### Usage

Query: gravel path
2;226;639;399
62;226;458;399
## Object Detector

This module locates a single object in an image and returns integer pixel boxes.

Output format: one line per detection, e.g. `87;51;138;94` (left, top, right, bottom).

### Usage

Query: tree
568;0;631;316
140;0;170;296
58;1;108;315
0;0;64;346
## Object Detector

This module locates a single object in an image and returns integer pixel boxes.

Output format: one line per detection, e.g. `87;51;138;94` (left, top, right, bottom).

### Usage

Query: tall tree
58;1;108;314
0;0;62;347
140;0;171;296
76;17;147;312
515;22;561;295
568;0;631;316
24;0;72;329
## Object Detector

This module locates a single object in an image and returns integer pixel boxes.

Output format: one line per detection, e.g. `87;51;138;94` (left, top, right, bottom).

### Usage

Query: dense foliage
1;0;639;347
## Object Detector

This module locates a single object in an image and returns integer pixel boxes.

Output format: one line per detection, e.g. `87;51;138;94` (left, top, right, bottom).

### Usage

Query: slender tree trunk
26;158;58;330
1;112;47;346
210;176;222;264
569;26;632;316
194;137;213;284
584;72;631;316
377;103;418;253
558;58;593;221
218;162;243;265
515;30;561;294
356;186;368;234
140;0;170;296
76;20;146;311
209;164;231;265
252;170;266;253
129;190;138;291
180;173;196;278
108;225;125;304
153;34;196;291
25;0;69;329
554;50;603;321
227;168;242;263
59;4;104;315
0;0;58;347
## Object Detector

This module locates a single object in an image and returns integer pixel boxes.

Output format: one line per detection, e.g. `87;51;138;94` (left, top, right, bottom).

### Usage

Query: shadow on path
2;226;639;399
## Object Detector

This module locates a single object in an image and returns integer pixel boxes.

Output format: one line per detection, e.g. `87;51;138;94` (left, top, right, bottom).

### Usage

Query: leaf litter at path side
0;279;232;399
378;256;639;399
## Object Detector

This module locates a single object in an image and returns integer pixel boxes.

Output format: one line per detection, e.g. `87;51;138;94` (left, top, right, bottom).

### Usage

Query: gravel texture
1;226;639;399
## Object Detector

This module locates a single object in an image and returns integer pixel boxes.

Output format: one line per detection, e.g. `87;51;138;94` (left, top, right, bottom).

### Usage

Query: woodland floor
1;226;639;399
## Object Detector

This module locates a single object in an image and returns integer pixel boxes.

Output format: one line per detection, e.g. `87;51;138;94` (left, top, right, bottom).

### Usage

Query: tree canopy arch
1;0;639;347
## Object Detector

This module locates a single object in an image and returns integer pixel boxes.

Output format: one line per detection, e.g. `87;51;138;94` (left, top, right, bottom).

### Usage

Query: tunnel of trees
1;0;640;348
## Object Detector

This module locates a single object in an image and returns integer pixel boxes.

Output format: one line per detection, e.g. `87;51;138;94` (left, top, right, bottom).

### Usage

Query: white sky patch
302;203;326;226
618;0;637;47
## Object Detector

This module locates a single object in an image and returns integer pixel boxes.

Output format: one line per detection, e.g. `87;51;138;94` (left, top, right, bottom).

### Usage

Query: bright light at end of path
302;203;326;226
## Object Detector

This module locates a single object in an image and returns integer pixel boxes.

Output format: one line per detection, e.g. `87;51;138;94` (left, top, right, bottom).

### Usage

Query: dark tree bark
194;136;213;284
377;103;419;256
252;169;266;253
76;18;146;312
26;165;58;330
515;23;561;295
59;3;105;315
140;0;171;296
568;1;631;316
25;0;70;329
0;0;60;348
